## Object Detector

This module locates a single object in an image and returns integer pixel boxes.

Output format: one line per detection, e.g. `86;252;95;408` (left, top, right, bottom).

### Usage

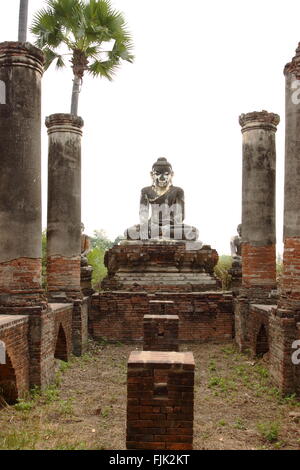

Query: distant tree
18;0;29;42
31;0;134;115
87;246;107;289
214;255;233;291
90;229;114;250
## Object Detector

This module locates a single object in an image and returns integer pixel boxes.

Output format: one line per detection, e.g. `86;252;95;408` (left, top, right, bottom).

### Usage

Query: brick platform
90;291;233;343
143;315;179;351
102;241;219;292
126;350;195;450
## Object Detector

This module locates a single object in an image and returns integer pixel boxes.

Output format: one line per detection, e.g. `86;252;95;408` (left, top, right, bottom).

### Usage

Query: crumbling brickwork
72;298;89;356
0;315;29;402
242;244;277;291
47;256;81;301
126;351;194;450
143;315;179;351
269;309;300;395
149;300;174;316
279;238;300;310
90;291;233;343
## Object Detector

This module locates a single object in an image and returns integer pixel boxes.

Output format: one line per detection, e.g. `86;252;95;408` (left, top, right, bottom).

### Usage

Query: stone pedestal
102;241;219;292
46;114;83;302
0;42;45;310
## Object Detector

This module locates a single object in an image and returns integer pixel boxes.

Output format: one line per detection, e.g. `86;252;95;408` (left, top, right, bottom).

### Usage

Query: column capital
239;110;280;133
284;42;300;77
46;113;84;136
0;41;44;76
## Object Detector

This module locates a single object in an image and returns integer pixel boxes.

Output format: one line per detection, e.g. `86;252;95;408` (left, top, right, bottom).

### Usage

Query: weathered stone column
0;42;45;311
46;114;83;302
239;111;279;300
280;44;300;311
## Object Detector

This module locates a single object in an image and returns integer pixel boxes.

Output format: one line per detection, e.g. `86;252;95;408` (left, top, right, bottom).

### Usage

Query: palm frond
88;58;119;80
43;46;66;70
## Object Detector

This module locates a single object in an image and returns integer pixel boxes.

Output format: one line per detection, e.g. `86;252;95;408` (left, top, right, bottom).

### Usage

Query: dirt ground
0;340;299;450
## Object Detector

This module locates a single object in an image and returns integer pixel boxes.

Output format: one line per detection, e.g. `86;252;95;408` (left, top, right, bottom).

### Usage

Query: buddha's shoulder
170;186;184;195
141;186;154;194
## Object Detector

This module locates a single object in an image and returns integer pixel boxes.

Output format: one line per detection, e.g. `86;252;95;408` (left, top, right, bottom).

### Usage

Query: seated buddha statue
125;157;199;241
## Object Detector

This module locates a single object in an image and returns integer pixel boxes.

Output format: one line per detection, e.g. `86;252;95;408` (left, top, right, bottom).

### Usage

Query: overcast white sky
1;0;299;254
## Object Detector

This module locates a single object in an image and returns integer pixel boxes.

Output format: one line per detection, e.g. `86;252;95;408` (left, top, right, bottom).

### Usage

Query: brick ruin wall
90;291;234;343
0;316;29;403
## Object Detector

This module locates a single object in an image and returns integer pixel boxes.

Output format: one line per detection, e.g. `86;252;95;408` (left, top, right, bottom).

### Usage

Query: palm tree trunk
71;75;81;116
18;0;29;42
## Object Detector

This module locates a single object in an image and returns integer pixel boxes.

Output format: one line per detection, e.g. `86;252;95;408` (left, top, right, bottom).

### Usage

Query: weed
218;419;226;426
14;399;35;412
0;430;39;450
257;421;280;443
234;418;247;430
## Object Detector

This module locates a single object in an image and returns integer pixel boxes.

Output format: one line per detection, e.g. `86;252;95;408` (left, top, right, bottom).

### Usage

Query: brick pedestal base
126;350;194;450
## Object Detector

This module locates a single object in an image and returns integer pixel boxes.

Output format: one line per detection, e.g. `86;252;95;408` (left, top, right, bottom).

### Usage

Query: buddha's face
151;167;173;189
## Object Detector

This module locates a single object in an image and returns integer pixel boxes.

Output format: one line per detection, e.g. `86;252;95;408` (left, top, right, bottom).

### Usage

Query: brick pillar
46;114;83;302
239;111;279;301
0;42;45;311
267;44;300;396
280;43;300;311
126;351;194;450
143;314;179;351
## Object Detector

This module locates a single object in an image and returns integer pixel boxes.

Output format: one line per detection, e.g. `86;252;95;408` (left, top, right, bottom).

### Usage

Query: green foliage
88;229;121;289
90;229;114;250
88;246;107;289
257;421;280;443
214;255;233;290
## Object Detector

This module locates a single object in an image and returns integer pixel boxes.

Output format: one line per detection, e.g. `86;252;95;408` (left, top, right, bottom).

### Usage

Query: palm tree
31;0;134;115
18;0;29;42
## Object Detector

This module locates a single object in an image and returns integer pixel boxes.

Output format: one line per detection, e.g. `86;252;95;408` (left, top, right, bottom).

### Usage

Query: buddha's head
151;157;174;189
